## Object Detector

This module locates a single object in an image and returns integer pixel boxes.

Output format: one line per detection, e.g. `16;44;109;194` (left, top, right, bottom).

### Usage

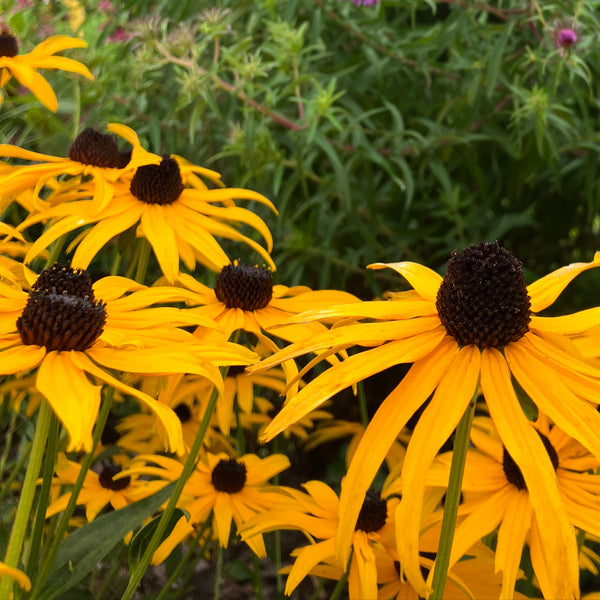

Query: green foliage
3;0;600;302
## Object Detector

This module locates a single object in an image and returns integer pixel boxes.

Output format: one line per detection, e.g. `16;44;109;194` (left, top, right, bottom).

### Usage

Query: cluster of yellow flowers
2;28;600;600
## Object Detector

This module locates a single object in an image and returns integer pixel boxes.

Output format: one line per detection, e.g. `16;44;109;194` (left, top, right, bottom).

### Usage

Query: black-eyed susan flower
124;452;290;564
15;141;278;282
250;242;600;598
45;453;165;522
0;124;155;213
426;415;600;599
0;30;93;111
180;263;360;342
0;263;256;453
241;481;397;600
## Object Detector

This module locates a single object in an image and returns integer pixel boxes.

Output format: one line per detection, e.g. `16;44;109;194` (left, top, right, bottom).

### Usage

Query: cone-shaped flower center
355;490;387;533
98;464;131;491
0;31;18;57
215;263;273;311
211;458;247;493
16;263;106;352
68;128;129;168
174;403;192;423
503;431;559;491
130;155;184;205
557;28;577;48
435;242;531;348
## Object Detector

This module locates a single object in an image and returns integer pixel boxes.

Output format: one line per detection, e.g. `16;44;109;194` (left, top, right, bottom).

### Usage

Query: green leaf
486;21;514;98
40;482;175;600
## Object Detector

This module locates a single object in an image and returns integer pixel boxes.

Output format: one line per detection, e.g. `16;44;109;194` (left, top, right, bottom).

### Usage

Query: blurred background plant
2;0;599;300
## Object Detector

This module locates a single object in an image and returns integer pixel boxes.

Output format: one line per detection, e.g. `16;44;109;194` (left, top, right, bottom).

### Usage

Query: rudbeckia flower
0;30;93;111
13;130;279;281
426;416;600;598
45;453;166;522
180;263;360;342
241;480;397;600
0;124;157;213
124;452;290;563
250;242;600;598
0;263;256;453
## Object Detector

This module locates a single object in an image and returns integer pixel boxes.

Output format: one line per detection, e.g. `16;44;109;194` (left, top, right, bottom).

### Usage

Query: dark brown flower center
215;263;273;311
174;403;192;423
0;31;18;57
435;242;531;348
68;128;128;168
130;155;183;205
211;458;247;493
355;490;387;533
98;464;131;491
503;431;559;491
16;263;106;352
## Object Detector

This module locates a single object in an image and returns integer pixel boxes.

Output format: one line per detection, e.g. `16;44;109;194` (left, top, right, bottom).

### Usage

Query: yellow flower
179;264;360;342
427;415;600;598
0;124;158;213
12;132;278;281
45;453;165;522
0;263;256;453
241;480;397;600
250;242;600;598
0;31;93;111
124;452;290;564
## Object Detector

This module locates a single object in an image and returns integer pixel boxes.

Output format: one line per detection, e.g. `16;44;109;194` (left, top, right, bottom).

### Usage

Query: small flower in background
551;19;579;56
340;0;380;6
0;28;93;111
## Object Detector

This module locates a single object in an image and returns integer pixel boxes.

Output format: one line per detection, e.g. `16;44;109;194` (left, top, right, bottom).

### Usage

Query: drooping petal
284;538;337;596
349;531;378;600
0;562;31;591
262;329;446;442
0;343;46;374
397;345;481;596
494;491;531;600
527;252;600;313
213;493;234;547
36;351;101;452
481;347;579;600
141;205;180;283
337;337;458;568
8;63;58;111
368;261;443;302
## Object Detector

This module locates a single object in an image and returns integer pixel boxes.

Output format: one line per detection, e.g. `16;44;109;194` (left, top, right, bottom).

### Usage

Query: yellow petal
527;252;600;313
262;329;446;442
27;35;87;56
531;307;600;335
397;345;481;596
0;343;46;374
350;531;378;600
0;562;31;591
337;337;458;568
285;538;336;596
36;351;100;452
368;261;443;301
7;63;58;111
481;348;579;600
141;205;180;283
213;493;234;547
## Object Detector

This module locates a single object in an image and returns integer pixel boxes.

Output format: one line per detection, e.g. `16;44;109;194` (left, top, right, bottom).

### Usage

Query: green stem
251;553;263;600
44;236;67;269
429;388;478;600
25;410;60;575
135;238;151;284
121;384;221;600
213;545;224;600
357;380;368;428
0;400;53;600
329;550;351;600
30;388;115;598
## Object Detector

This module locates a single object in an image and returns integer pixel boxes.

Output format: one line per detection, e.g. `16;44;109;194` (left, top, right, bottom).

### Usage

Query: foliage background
3;0;600;306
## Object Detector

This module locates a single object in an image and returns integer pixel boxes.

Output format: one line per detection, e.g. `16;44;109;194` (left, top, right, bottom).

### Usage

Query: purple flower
340;0;380;6
551;19;579;56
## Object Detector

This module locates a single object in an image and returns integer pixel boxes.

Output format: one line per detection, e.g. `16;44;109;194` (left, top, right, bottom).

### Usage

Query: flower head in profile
0;29;93;111
0;263;256;453
124;452;290;564
427;415;600;598
250;242;600;598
